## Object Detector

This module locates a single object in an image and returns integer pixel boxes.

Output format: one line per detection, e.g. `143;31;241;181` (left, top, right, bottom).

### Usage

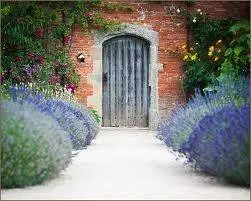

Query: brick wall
70;0;249;119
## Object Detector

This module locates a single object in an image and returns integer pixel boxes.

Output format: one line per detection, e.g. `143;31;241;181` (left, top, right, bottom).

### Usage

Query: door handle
103;72;108;83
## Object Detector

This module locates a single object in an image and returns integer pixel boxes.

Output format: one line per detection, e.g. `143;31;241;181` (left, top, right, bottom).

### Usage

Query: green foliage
182;13;250;94
189;20;232;56
182;19;233;93
178;6;249;94
220;20;250;79
184;0;196;7
1;101;72;188
90;109;102;124
1;1;131;88
183;60;216;93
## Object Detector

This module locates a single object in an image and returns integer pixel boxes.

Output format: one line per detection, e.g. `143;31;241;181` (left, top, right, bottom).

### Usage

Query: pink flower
35;28;44;37
63;35;72;45
37;55;44;64
49;74;61;85
13;56;22;63
66;83;77;93
84;12;93;18
53;61;60;71
61;63;67;68
27;52;34;60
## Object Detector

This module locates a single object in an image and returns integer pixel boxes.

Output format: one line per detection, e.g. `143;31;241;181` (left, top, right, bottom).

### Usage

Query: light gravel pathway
1;128;250;200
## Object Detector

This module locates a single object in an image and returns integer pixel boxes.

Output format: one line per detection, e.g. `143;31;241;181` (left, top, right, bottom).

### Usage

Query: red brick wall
70;0;249;117
70;27;94;105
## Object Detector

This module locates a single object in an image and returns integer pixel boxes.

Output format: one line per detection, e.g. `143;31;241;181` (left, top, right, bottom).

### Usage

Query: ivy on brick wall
1;1;132;92
165;2;250;95
183;18;234;94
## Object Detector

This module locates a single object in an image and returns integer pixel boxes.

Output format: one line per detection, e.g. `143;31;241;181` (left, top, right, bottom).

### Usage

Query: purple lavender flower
181;104;250;186
157;76;250;151
8;85;99;150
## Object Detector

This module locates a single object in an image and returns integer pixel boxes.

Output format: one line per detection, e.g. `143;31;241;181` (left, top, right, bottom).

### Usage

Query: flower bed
180;104;250;186
157;77;250;185
9;84;100;150
1;83;100;188
1;101;72;188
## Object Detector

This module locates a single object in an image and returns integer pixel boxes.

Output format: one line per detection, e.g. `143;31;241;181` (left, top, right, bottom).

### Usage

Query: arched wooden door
102;35;150;127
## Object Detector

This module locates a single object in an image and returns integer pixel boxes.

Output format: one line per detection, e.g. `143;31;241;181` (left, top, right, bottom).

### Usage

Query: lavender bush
9;85;99;150
180;104;250;186
157;77;249;151
1;100;72;188
10;85;99;149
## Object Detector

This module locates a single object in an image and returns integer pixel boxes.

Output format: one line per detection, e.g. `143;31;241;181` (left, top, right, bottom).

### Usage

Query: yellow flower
181;45;186;49
183;55;189;60
191;54;197;60
191;56;196;60
217;49;221;53
214;57;219;61
209;46;214;52
216;39;222;45
208;51;213;57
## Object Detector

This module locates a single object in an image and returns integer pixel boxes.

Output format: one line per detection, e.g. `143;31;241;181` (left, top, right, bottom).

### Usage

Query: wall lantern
77;52;85;63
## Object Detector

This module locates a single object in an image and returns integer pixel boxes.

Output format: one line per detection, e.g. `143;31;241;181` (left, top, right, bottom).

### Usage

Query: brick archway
88;24;159;129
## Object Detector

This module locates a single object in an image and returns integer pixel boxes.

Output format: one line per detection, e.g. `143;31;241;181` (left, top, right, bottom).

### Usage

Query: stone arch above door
88;24;159;129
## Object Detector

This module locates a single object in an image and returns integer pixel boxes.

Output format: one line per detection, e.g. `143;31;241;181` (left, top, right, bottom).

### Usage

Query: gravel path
2;128;250;200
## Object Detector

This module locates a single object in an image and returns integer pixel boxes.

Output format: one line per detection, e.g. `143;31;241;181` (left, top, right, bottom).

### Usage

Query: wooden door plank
120;40;124;127
135;40;143;127
110;42;116;127
102;45;109;126
108;44;112;126
122;40;129;127
115;40;120;127
128;39;136;127
117;40;123;127
142;43;149;127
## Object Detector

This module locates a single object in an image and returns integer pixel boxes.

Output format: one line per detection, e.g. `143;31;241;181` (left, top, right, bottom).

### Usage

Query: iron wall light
77;52;85;63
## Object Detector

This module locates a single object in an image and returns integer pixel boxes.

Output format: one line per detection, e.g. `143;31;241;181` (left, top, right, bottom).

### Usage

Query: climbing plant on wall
165;2;249;95
1;1;132;92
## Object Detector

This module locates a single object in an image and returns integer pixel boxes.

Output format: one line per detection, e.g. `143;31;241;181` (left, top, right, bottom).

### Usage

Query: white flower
192;17;197;23
196;42;199;45
200;12;203;15
197;9;201;12
176;8;180;13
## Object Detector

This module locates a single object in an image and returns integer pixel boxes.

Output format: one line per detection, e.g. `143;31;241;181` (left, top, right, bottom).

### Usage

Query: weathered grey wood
102;45;109;126
122;40;129;127
102;35;149;127
128;39;135;127
110;42;116;127
135;41;142;127
117;40;123;126
142;43;149;127
114;41;117;127
114;41;119;127
108;44;112;126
